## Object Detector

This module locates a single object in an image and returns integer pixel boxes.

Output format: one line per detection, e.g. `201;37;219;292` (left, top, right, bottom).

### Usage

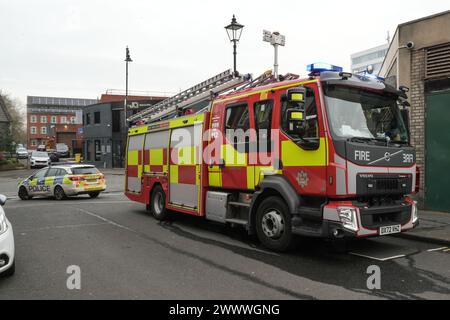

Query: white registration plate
379;225;401;236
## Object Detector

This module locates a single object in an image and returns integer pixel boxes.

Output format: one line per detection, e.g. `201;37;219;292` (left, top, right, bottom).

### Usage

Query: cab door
250;96;276;189
276;85;328;196
219;102;252;190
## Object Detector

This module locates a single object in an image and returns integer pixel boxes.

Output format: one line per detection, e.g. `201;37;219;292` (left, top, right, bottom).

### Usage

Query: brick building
27;96;97;153
380;10;450;212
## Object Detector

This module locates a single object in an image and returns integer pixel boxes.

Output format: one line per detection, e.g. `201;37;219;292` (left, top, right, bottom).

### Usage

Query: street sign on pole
263;30;286;80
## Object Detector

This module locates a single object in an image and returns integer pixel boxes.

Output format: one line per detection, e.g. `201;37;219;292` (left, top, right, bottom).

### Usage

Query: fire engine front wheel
150;185;168;221
256;196;294;252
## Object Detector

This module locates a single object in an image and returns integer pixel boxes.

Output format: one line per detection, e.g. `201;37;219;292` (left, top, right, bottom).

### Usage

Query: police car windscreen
72;167;100;175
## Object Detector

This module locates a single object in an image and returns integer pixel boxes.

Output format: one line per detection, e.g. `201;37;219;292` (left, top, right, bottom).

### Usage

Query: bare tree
0;92;27;148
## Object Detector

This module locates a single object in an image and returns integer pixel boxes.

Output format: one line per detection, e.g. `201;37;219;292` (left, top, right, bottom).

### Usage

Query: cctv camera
406;41;415;49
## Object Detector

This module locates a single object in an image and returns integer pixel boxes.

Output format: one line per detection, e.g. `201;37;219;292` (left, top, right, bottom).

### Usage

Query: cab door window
253;100;273;152
225;104;250;152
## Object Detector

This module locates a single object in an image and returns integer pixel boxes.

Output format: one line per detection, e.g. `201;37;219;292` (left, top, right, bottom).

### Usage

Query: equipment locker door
169;124;202;210
126;134;145;194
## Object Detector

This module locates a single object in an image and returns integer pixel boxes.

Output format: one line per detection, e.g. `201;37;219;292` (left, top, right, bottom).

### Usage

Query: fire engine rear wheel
256;196;294;252
150;185;168;221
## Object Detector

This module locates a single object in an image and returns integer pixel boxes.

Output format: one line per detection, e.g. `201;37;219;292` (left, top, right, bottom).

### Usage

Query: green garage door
425;90;450;212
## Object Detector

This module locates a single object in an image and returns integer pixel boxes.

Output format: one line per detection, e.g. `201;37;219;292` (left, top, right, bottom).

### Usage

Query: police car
18;164;106;200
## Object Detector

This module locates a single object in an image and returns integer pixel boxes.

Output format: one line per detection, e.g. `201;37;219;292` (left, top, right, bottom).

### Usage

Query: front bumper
64;184;106;196
293;197;418;239
0;219;15;274
31;161;50;167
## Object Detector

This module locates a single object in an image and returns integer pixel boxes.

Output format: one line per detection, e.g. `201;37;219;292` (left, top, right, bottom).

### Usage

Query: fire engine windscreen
324;85;409;143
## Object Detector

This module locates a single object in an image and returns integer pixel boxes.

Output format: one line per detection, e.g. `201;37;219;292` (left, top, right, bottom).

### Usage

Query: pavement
396;210;450;246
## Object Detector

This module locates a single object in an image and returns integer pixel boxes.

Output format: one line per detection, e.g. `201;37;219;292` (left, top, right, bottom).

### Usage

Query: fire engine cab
125;65;419;252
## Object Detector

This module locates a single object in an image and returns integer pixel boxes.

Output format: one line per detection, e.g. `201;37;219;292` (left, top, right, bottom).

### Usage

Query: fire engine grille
356;174;412;196
426;43;450;79
376;178;399;191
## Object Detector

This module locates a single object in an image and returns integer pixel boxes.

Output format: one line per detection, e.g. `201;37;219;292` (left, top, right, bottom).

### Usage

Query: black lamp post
124;46;133;128
225;15;244;77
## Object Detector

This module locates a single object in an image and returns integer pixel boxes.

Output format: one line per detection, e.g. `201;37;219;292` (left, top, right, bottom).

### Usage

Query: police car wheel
18;187;31;200
150;185;168;221
89;192;100;199
54;186;67;200
256;196;294;252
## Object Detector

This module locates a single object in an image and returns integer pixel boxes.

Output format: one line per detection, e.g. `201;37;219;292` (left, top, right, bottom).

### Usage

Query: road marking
349;252;406;261
76;208;136;233
18;222;109;233
427;247;448;252
5;200;131;209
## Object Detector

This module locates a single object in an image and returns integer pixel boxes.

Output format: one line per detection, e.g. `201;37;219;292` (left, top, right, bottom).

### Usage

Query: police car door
28;168;49;196
44;168;59;196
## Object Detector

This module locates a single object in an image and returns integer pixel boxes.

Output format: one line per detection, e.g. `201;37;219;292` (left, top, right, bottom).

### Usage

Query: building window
51;116;57;124
41;127;47;134
61;116;67;124
30;115;37;123
30;127;37;134
86;140;91;161
86;113;91;125
70;117;76;124
94;112;101;124
112;110;121;132
95;140;101;161
40;116;47;123
31;140;37;147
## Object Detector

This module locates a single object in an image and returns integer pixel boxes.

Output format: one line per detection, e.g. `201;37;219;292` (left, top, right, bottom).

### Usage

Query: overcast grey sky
1;0;450;106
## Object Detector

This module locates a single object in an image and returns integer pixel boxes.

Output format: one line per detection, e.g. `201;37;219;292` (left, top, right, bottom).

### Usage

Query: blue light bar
307;62;343;73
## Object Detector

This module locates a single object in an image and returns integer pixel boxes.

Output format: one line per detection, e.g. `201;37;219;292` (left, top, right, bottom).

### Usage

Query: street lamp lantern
225;15;244;76
125;46;133;63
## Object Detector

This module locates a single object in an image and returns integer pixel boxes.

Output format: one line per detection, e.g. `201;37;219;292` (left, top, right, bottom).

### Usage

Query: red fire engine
125;65;419;251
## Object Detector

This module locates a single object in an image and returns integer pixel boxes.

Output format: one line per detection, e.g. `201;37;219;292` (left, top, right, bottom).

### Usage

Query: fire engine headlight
0;211;8;235
412;201;419;224
337;207;359;232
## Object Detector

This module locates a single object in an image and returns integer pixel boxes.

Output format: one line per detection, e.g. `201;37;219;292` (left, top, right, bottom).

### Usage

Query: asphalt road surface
0;170;449;299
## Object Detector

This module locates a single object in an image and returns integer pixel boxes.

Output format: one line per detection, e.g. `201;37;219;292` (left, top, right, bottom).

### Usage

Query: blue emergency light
307;63;343;74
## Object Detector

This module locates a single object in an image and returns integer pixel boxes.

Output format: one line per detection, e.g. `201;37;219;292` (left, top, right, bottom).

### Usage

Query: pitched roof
0;95;12;123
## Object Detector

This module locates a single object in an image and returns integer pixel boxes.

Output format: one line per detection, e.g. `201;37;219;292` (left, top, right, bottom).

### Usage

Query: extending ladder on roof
127;69;250;124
